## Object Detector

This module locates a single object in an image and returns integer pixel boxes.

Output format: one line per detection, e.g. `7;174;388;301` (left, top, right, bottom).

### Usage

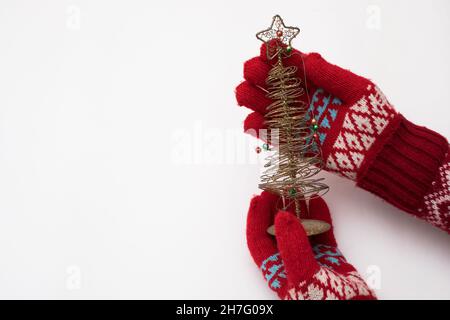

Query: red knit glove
247;191;376;300
236;43;449;233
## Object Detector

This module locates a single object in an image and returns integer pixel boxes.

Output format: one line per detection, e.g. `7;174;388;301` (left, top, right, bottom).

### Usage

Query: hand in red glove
247;191;376;300
237;43;449;233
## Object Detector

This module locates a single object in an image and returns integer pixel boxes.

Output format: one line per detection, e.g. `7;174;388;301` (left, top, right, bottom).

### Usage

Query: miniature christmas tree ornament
256;15;331;236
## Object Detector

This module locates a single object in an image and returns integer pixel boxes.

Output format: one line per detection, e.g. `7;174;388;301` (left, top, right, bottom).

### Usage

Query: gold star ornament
256;15;300;59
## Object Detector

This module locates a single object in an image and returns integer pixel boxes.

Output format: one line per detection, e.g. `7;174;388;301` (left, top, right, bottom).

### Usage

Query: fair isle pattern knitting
420;152;450;232
324;85;397;180
247;192;377;300
305;88;342;146
260;245;347;292
285;268;373;300
312;244;346;269
260;246;374;300
260;253;287;291
238;44;450;234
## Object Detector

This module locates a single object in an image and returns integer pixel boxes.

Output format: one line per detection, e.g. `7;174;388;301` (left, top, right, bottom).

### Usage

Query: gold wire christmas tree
256;15;330;236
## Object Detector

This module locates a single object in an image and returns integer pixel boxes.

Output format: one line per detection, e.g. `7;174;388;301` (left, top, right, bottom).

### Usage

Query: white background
0;0;449;299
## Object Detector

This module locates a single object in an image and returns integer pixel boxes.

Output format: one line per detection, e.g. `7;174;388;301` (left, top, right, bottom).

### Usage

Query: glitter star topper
256;15;300;59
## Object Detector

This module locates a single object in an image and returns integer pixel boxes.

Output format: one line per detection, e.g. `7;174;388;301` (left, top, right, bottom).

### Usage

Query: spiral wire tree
256;15;330;236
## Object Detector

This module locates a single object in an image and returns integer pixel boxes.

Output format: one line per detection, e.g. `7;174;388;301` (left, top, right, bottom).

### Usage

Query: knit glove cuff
357;114;449;233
